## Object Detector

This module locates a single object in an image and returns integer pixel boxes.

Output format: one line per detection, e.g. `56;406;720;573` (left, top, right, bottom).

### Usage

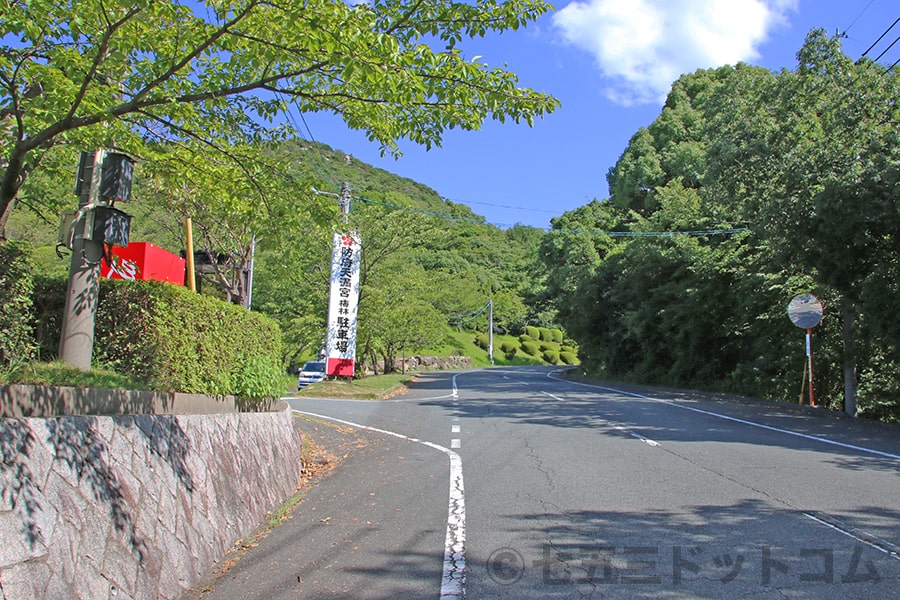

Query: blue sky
302;0;899;230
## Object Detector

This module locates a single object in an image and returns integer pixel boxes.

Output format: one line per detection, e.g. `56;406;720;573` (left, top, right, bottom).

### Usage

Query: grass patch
297;373;418;400
3;360;148;390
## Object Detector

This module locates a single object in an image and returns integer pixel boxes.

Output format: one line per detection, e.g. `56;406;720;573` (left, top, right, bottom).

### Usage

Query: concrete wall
0;390;303;600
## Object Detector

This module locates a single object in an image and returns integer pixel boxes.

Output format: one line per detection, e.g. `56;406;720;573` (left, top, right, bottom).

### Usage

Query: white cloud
552;0;798;105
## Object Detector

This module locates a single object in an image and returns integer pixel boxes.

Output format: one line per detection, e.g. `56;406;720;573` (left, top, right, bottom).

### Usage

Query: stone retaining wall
363;354;472;375
0;385;248;419
0;396;303;600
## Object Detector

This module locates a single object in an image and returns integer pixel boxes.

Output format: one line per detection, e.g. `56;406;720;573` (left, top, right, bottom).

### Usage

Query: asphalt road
198;366;900;599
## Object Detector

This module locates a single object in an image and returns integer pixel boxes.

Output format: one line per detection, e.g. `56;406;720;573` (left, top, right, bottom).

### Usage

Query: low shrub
542;350;559;364
560;352;578;365
31;276;67;361
499;341;518;353
475;333;490;350
82;280;282;400
521;341;539;356
538;327;553;342
551;329;564;343
518;334;533;343
0;243;36;374
524;325;540;339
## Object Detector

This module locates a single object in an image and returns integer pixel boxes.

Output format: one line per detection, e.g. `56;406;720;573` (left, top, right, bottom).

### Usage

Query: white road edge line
803;512;900;561
547;371;900;461
293;373;468;600
629;432;661;447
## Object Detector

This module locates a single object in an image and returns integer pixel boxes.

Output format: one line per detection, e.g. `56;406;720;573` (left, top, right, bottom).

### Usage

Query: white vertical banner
325;231;361;377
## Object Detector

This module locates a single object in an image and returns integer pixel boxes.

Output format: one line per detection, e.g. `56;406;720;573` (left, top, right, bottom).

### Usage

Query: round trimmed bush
500;340;518;359
521;341;539;356
560;352;577;365
542;350;559;364
500;341;518;354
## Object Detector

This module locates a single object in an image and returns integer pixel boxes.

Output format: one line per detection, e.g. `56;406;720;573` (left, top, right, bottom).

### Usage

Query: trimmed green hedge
550;329;564;343
31;276;67;362
31;278;283;401
542;350;559;364
474;333;490;350
521;341;539;356
499;340;518;359
96;280;283;399
0;243;36;372
524;326;539;339
499;340;518;354
560;352;577;365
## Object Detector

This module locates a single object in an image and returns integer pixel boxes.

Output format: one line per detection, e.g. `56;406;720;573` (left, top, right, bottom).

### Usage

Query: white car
297;360;326;389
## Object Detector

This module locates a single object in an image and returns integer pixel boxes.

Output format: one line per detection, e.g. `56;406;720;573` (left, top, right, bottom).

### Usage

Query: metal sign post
787;294;824;406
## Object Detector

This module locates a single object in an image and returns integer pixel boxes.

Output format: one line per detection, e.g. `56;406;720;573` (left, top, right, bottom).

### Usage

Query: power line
279;97;340;190
355;195;490;225
354;193;748;238
448;300;492;326
860;16;900;59
440;195;561;215
873;34;900;62
843;0;878;38
547;227;749;238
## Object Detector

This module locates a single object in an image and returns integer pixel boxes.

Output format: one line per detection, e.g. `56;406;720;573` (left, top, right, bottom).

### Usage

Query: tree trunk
0;149;28;241
0;197;13;242
842;299;858;416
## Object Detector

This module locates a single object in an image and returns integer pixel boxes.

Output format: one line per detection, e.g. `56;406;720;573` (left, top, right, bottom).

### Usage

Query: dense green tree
545;30;899;419
358;261;445;373
708;30;900;414
537;199;627;339
0;0;559;239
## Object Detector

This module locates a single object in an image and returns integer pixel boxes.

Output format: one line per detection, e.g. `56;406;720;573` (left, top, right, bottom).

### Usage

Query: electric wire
440;195;561;215
860;17;900;58
448;300;491;326
354;193;747;237
279;94;341;190
873;34;900;63
844;0;878;38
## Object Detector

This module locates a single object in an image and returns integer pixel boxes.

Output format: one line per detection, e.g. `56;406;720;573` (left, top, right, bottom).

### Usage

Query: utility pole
488;298;494;365
59;150;133;371
339;181;351;223
58;150;107;371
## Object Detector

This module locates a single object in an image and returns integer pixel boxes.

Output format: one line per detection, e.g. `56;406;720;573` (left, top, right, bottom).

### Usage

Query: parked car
297;360;326;389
